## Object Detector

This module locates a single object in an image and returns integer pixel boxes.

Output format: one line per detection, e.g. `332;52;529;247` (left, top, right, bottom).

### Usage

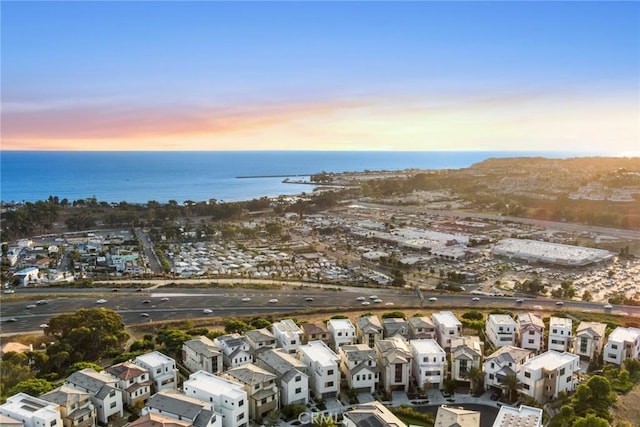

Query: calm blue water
1;151;586;204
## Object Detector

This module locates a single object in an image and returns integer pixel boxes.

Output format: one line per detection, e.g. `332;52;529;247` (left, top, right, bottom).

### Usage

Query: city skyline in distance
2;1;638;154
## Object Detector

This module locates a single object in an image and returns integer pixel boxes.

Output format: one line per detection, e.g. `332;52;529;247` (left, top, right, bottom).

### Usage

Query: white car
361;301;371;306
356;296;365;301
369;295;378;300
39;323;48;328
305;297;314;302
604;304;613;310
161;297;170;302
96;299;107;304
385;302;394;306
3;289;15;294
203;309;213;314
472;297;480;301
269;299;278;303
373;298;383;303
555;301;564;306
242;297;251;302
428;297;438;302
140;313;149;317
515;299;524;304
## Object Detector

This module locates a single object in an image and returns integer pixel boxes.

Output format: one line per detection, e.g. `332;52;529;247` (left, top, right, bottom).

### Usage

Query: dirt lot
612;383;640;426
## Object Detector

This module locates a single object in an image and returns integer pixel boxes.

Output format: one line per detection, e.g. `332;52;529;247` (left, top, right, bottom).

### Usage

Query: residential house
492;405;543;427
573;322;607;361
450;336;484;386
339;344;379;393
104;361;152;407
327;318;356;349
142;389;221;427
65;368;124;425
224;364;278;423
183;336;223;374
214;334;252;369
382;318;409;340
134;351;178;393
0;414;22;427
183;370;248;427
484;346;533;393
434;405;480;427
548;317;573;352
244;329;277;356
128;412;191;427
41;385;97;427
272;319;304;355
410;339;447;391
297;340;341;399
603;327;640;366
431;311;462;350
517;313;545;354
486;314;517;348
0;393;63;427
342;402;407;427
13;267;39;286
256;348;309;406
0;342;32;356
407;316;436;340
301;322;331;346
375;336;412;393
517;351;580;403
355;315;384;349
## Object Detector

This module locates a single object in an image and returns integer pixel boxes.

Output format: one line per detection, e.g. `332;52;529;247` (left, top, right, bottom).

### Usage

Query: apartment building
41;385;97;427
134;351;178;393
183;336;223;374
548;317;573;352
411;339;447;390
297;340;341;399
375;336;412;393
486;314;517;348
450;336;483;385
431;311;462;350
339;344;379;393
517;351;580;403
103;361;152;406
183;371;248;427
355;315;384;348
256;348;309;406
573;322;607;361
517;313;545;354
65;368;124;425
272;319;304;355
143;389;220;427
0;393;63;427
484;346;533;393
603;327;640;366
214;334;253;368
407;316;436;340
327;318;356;349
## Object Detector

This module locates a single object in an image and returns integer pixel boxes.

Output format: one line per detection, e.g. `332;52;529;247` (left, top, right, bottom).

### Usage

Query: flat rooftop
523;350;578;371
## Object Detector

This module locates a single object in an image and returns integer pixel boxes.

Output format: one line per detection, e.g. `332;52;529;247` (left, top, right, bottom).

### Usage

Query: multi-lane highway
1;285;638;335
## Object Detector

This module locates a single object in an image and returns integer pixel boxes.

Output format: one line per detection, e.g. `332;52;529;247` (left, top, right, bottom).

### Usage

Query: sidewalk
388;389;502;409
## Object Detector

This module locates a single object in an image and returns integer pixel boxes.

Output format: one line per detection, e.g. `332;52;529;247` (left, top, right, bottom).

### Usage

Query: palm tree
501;373;522;403
467;366;484;395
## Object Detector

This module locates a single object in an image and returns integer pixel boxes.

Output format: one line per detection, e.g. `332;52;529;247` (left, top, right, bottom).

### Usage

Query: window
50;421;57;427
567;375;572;382
560;368;566;375
368;374;372;380
295;387;302;393
239;400;244;407
338;332;342;336
524;372;531;378
261;398;267;405
489;374;494;380
356;375;360;381
394;363;403;383
238;413;245;421
528;339;534;344
523;384;530;390
490;363;495;368
552;329;557;334
109;390;116;398
295;376;301;382
327;369;334;375
529;330;535;335
580;338;588;353
325;381;334;387
290;340;296;345
254;384;260;390
612;344;618;350
110;402;117;409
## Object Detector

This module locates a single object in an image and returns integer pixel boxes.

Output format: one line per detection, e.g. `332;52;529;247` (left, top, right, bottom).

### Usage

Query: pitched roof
356;315;383;334
256;348;307;376
41;385;91;408
66;368;116;394
105;361;148;380
226;363;276;385
183;336;221;358
485;346;533;365
128;412;192;427
146;390;211;420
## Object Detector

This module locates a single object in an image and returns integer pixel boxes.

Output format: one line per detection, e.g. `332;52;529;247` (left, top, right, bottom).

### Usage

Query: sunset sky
2;1;639;153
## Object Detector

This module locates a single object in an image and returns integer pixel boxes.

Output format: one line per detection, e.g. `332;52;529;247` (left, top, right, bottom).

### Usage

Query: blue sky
2;1;639;152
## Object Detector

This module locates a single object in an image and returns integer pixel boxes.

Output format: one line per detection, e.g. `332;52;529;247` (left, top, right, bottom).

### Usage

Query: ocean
1;151;587;204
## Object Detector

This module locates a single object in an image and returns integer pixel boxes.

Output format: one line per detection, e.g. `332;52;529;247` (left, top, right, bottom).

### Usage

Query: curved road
1;285;638;335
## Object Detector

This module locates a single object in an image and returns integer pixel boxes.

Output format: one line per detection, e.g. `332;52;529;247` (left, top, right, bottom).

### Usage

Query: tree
501;374;522;403
264;410;280;427
8;378;53;396
225;319;251;334
249;317;272;329
582;290;593;302
156;329;191;358
467;366;484;395
572;414;609;427
66;361;103;376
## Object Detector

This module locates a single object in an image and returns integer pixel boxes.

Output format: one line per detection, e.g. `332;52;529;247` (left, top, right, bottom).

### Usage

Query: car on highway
428;297;438;302
37;300;48;305
555;301;564;306
361;301;371;306
96;299;107;304
604;304;613;310
136;288;144;292
305;297;314;302
140;313;149;317
373;299;383;303
385;302;394;306
203;309;213;314
515;299;524;304
161;297;170;302
356;296;365;301
111;288;119;292
3;289;15;294
25;304;36;309
369;295;378;300
6;318;18;322
142;300;151;304
39;323;49;328
242;297;251;302
472;297;480;301
269;299;278;304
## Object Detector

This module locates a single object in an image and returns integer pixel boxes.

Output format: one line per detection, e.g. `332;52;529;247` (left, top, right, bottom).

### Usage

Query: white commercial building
0;393;63;427
431;311;462;350
486;314;517;348
603;327;640;366
492;238;614;266
517;351;580;404
183;370;248;427
297;340;341;399
548;317;573;352
410;339;447;390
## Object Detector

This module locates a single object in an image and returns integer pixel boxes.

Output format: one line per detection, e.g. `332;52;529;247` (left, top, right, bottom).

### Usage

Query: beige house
41;385;97;427
375;336;412;393
224;363;279;423
573;322;607;361
355;315;384;348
